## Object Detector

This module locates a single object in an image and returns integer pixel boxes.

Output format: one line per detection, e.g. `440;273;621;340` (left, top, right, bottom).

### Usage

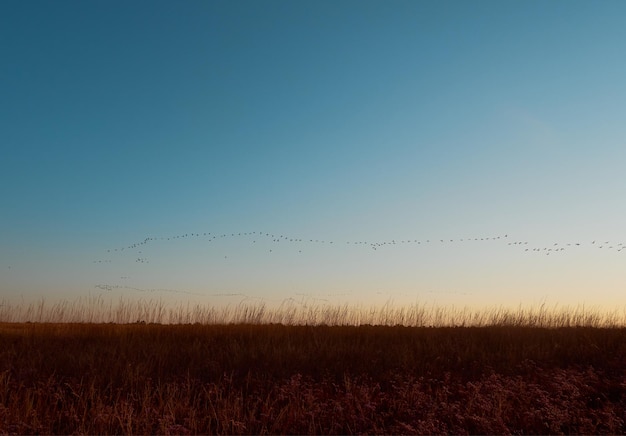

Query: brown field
1;299;625;434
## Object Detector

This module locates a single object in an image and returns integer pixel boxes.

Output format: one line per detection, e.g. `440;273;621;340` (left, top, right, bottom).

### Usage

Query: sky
2;0;626;313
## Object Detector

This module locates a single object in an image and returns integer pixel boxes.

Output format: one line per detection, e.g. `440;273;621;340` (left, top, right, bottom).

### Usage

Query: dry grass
1;296;624;327
0;299;625;434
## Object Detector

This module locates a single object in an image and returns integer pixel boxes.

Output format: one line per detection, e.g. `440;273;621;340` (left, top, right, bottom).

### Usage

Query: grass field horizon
2;298;626;434
1;296;625;327
4;0;626;432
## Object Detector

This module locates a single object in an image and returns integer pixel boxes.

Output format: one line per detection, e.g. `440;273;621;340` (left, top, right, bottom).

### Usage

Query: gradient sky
2;0;626;312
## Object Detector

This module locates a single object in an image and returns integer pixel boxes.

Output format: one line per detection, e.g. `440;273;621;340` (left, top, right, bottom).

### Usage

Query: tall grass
0;296;624;327
2;297;625;434
1;320;625;434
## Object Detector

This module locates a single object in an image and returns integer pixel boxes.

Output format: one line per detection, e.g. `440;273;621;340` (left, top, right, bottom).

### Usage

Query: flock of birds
86;229;626;297
92;231;507;264
92;230;626;265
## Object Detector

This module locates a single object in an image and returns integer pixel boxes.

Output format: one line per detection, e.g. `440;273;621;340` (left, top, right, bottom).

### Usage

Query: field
1;299;625;434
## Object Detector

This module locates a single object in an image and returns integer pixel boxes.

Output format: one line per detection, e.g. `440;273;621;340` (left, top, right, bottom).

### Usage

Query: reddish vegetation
1;322;625;434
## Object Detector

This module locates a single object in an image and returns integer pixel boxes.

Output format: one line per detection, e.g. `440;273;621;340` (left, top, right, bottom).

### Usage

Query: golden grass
1;320;625;434
1;296;624;327
1;298;625;434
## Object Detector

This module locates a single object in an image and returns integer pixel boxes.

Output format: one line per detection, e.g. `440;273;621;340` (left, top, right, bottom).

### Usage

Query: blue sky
2;0;626;312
